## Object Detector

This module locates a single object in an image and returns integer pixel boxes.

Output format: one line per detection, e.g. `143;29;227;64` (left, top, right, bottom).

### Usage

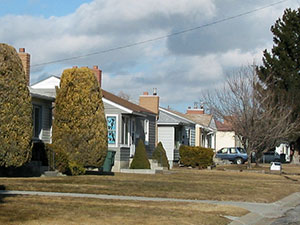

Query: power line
31;0;289;68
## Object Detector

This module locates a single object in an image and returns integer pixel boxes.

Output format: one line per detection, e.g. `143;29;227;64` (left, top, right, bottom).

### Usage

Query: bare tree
117;91;131;101
202;66;300;168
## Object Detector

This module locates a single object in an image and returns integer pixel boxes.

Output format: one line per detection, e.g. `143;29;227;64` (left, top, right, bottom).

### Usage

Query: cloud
0;0;298;112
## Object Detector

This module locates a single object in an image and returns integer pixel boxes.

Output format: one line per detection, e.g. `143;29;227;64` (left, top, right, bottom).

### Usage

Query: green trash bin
101;150;116;172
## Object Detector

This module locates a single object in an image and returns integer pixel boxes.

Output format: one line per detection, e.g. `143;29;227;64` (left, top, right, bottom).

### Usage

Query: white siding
158;126;174;162
216;131;236;151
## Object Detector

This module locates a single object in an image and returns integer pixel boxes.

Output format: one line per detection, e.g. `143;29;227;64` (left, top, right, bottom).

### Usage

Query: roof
158;107;195;125
29;87;56;101
101;89;155;115
216;120;233;131
31;75;60;88
184;114;213;127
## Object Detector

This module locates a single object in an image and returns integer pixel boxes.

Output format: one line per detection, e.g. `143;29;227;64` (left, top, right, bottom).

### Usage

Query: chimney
18;48;30;85
92;65;102;88
139;89;159;115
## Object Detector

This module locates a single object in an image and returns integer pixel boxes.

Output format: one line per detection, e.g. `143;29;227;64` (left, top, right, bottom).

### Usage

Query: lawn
0;195;248;225
0;165;299;203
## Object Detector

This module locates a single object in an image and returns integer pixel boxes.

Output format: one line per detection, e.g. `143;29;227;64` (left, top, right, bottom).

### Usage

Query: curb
229;192;300;225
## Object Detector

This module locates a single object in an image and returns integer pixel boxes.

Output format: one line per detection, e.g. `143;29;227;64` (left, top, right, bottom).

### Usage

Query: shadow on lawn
85;170;115;176
0;185;10;204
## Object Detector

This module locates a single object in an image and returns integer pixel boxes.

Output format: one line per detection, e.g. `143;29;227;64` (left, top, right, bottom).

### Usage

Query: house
215;118;242;151
27;61;157;172
156;104;216;168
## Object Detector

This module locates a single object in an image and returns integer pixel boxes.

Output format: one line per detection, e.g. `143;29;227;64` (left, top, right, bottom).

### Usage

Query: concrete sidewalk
0;190;299;225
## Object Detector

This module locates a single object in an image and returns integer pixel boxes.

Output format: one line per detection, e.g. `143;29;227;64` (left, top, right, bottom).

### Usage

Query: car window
218;148;228;154
230;148;237;154
238;148;246;153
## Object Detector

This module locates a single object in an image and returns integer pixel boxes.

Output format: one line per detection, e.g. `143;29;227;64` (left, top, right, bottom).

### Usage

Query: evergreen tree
0;43;32;167
130;139;150;169
257;8;300;162
152;142;169;169
52;67;107;168
257;8;300;113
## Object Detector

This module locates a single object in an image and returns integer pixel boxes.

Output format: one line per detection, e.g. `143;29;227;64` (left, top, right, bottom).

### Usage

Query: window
144;119;149;145
121;116;130;145
107;116;117;145
33;105;42;138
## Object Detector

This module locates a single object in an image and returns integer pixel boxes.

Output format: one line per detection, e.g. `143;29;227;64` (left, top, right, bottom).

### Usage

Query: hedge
179;145;214;168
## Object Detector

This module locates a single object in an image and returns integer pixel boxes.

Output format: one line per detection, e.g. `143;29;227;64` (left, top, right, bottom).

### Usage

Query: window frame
33;104;42;139
106;114;118;147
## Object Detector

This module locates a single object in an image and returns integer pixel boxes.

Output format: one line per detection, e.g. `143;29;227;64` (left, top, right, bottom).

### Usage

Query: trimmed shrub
152;142;169;169
68;161;86;176
179;145;214;168
52;67;108;169
53;148;70;174
0;43;32;167
130;139;150;169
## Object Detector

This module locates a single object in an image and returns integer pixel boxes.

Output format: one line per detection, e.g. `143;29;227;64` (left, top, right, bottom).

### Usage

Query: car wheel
235;158;243;165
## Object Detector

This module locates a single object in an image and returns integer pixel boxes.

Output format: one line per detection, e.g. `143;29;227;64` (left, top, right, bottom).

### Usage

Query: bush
53;148;70;174
52;67;107;168
0;44;32;167
152;142;169;169
130;139;150;169
179;145;214;169
68;161;86;176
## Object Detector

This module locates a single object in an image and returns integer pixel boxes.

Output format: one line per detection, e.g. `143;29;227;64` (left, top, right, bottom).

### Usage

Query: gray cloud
0;0;298;112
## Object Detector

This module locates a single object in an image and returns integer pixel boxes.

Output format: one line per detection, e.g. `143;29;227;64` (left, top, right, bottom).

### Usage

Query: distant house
157;105;216;168
215;118;242;151
27;64;157;172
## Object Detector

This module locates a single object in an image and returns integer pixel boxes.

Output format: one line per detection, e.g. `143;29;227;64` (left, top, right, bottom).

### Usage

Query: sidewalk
0;190;299;225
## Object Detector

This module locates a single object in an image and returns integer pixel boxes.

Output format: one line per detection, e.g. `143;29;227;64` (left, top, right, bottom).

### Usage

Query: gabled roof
102;90;155;115
216;120;233;131
31;75;60;88
29;76;155;116
184;114;213;127
158;107;195;125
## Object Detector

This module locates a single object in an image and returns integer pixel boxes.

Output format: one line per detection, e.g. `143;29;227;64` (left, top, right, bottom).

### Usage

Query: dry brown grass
0;195;247;225
0;166;299;203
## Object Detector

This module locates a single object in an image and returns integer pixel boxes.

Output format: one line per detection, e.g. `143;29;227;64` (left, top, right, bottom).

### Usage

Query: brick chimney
186;102;204;114
139;88;159;115
18;48;30;85
92;65;102;88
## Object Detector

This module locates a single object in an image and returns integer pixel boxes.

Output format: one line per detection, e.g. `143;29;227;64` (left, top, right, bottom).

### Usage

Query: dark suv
215;147;248;164
259;151;281;163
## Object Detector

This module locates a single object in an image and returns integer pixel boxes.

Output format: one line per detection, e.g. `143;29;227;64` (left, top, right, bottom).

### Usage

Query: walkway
0;190;299;225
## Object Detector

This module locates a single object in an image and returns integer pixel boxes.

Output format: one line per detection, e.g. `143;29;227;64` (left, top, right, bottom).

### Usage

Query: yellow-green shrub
179;145;214;168
130;139;150;169
0;44;32;167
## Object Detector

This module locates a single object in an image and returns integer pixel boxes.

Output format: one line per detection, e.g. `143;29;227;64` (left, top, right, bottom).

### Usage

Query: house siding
32;97;53;144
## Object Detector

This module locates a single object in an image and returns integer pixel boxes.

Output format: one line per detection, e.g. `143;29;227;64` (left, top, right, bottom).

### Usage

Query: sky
1;0;299;113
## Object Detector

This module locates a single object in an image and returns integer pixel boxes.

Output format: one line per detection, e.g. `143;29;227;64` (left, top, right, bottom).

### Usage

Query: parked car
215;147;248;164
259;151;281;163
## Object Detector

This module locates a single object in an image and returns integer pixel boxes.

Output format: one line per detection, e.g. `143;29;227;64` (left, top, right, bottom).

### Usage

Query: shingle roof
102;89;155;115
215;120;233;131
184;114;213;127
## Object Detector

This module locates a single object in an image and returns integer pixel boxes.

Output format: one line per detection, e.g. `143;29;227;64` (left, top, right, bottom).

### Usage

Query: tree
130;139;150;169
0;43;32;167
257;8;300;163
52;67;107;170
152;142;169;169
202;66;299;168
